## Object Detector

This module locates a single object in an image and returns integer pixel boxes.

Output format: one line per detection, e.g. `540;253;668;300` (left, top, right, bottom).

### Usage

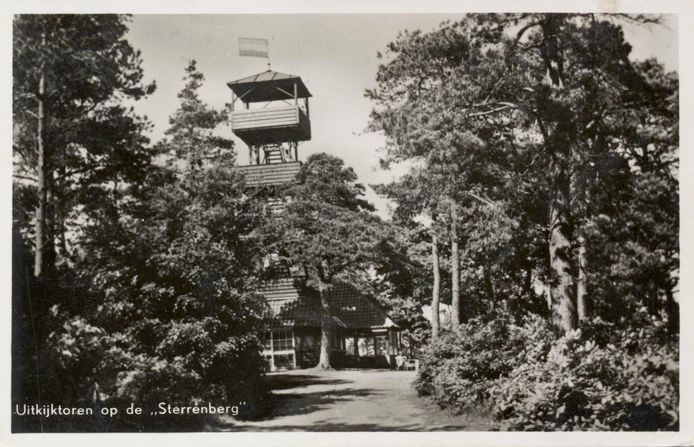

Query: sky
126;14;678;217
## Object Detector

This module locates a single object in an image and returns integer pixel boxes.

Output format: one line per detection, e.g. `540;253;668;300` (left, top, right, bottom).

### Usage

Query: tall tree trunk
664;284;679;335
544;280;552;315
56;171;68;258
646;277;659;315
318;285;332;369
576;233;588;322
450;201;460;327
549;171;577;335
34;34;47;278
541;16;577;335
45;186;56;274
431;229;441;341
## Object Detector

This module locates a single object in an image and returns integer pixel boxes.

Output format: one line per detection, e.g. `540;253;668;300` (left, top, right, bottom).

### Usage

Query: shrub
414;313;552;414
38;306;272;431
36;162;275;431
415;309;678;431
490;313;679;431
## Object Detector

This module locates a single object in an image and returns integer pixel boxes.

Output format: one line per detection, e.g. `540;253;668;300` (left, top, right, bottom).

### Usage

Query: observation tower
228;70;311;167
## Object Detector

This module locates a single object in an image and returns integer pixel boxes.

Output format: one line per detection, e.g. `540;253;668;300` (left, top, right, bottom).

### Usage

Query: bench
395;356;419;371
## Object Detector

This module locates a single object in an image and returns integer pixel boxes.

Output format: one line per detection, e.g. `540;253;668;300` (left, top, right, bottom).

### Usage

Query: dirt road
219;368;489;431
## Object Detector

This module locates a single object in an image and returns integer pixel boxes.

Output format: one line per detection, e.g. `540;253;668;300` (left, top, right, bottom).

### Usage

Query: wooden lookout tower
227;68;403;371
228;70;311;165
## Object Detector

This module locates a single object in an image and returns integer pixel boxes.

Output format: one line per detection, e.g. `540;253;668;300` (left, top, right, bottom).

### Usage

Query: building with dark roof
260;278;401;369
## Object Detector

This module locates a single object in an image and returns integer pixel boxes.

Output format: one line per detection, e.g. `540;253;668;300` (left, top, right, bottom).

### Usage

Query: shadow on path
271;388;382;418
216;369;490;431
266;374;352;391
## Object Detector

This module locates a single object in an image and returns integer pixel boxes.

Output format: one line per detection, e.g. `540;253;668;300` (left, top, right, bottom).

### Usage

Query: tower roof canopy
227;70;312;103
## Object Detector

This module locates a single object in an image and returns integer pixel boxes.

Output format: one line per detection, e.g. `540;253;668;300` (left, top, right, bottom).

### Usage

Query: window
263;329;296;371
345;338;357;356
272;328;294;352
358;337;375;356
375;335;388;356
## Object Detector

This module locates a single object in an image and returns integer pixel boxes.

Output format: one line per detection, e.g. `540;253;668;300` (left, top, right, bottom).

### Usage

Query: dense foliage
368;13;678;333
13;15;156;278
414;314;552;414
12;21;272;430
66;160;270;429
490;313;678;430
415;312;678;430
15;160;272;431
370;13;679;431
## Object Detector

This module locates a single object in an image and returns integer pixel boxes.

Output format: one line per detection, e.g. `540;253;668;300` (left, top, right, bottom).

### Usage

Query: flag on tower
238;37;269;58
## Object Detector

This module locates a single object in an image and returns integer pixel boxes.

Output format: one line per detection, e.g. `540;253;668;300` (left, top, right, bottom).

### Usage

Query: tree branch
13;174;38;183
469;104;515;117
466;191;500;209
515;21;542;44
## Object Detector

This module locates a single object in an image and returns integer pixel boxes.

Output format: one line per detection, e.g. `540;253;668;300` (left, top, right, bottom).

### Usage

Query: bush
53;163;274;430
489;313;679;431
414;309;678;431
414;313;552;414
36;305;272;431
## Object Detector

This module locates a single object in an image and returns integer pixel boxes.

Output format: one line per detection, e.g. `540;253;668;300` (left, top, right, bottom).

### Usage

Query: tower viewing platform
228;70;312;148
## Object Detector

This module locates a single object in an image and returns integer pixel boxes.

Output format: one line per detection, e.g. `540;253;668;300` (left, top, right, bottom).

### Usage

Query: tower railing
231;104;310;136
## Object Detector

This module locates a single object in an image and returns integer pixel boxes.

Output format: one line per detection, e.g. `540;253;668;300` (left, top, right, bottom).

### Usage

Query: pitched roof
328;283;398;330
237;162;302;188
227;70;312;103
262;278;346;329
259;278;398;330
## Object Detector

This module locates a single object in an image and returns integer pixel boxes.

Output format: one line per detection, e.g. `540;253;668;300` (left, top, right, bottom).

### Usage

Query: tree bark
664;284;679;335
431;228;441;341
544;280;552;316
450;201;460;327
34;33;47;278
549;171;577;335
318;285;332;369
540;16;577;336
646;277;659;315
45;186;56;274
56;169;68;258
576;234;588;322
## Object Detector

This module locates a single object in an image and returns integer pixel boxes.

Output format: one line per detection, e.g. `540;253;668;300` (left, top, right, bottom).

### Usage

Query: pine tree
159;60;233;172
13;14;155;279
368;14;678;335
45;61;271;426
264;153;392;368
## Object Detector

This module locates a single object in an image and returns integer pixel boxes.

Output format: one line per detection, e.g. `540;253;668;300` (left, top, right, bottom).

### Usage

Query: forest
12;14;678;431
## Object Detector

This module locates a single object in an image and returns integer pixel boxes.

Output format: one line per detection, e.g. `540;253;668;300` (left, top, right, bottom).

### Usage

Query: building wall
263;327;400;371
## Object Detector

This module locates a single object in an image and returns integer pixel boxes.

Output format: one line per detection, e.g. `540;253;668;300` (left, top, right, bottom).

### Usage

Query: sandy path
219;368;489;431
